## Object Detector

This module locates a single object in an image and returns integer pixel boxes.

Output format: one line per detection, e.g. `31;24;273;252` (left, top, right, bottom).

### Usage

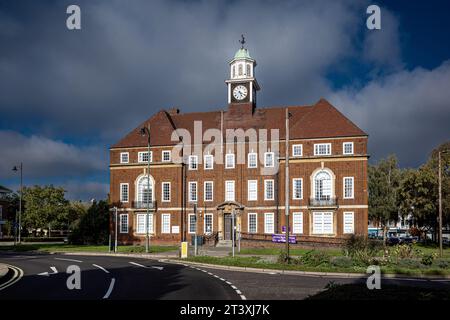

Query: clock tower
226;35;260;106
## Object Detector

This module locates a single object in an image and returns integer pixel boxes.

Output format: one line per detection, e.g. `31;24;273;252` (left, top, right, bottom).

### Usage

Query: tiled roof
111;98;367;148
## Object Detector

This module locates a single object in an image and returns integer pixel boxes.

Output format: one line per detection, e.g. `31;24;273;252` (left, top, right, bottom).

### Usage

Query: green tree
69;200;110;245
396;141;449;242
22;185;69;236
368;155;401;248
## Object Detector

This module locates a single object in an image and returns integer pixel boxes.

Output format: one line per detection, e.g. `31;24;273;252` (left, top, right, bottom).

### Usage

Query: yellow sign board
181;241;188;258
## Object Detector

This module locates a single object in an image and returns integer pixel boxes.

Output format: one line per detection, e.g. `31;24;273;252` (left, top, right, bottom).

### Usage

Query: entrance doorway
224;214;232;240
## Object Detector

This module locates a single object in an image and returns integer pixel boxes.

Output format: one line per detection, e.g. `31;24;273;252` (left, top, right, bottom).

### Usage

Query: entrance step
216;240;232;248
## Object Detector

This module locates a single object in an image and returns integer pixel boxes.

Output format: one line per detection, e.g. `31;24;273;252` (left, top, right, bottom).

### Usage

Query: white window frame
314;143;331;156
343;177;354;199
248;213;257;233
161;214;171;234
120;183;129;203
292;178;303;200
343;212;355;234
120;152;129;164
119;214;128;233
204;214;213;234
136;213;154;234
292;144;303;157
247;180;258;201
204;154;214;170
264;213;275;234
292;212;303;234
188;155;198;170
189;181;197;202
188;214;196;234
138;151;152;163
264;179;275;201
225;153;235;169
162;182;171;202
204;181;214;202
343;142;354;155
264;152;275;168
162;150;171;162
225;180;235;201
248;152;257;168
312;212;334;235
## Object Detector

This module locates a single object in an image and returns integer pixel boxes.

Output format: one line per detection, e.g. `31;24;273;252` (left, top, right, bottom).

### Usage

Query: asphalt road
1;252;449;300
0;253;240;300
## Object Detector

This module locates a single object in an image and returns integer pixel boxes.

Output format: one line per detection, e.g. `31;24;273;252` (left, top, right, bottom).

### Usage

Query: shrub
330;256;353;268
432;259;450;269
421;253;437;266
397;258;422;269
300;250;330;267
343;235;382;265
277;250;291;264
389;244;421;261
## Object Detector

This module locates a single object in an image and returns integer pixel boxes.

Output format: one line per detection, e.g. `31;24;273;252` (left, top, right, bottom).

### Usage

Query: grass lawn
0;243;179;254
307;283;450;300
185;254;450;276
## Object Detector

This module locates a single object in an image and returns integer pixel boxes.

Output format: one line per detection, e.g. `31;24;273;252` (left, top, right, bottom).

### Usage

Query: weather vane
239;34;246;49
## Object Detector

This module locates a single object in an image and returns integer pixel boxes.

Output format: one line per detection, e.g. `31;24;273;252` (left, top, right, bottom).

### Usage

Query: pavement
1;251;449;300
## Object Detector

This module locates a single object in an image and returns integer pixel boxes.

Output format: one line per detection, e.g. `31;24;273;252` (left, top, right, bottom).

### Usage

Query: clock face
233;85;248;100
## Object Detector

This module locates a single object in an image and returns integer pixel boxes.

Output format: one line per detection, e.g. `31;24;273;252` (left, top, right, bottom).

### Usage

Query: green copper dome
234;48;252;60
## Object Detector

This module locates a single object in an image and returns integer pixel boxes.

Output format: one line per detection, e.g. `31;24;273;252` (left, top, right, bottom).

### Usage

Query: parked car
399;236;418;244
386;236;400;246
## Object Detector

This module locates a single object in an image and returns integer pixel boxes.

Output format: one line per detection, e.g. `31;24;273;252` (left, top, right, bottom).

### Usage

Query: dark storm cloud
0;0;448;199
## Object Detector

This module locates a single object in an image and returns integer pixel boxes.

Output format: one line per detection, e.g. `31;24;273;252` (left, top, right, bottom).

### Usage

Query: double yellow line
0;264;24;291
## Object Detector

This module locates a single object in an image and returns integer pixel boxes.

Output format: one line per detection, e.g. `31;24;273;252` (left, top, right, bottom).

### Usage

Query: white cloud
330;61;450;166
0;131;106;179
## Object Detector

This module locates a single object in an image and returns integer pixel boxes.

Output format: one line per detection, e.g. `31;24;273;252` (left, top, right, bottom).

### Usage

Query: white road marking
129;261;164;270
103;278;115;299
55;258;83;263
0;265;24;291
93;264;109;273
38;266;58;276
196;268;246;301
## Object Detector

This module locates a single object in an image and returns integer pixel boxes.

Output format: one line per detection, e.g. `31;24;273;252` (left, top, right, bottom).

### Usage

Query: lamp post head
12;166;18;172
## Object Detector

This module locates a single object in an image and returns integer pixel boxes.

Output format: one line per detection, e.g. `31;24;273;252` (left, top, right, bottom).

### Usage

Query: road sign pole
232;208;235;258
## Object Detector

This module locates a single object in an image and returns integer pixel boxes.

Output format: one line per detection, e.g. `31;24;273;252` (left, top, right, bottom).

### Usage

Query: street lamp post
12;163;23;244
140;125;151;254
194;204;198;256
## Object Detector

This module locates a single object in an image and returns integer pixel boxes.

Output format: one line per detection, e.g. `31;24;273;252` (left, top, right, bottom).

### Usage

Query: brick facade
109;47;368;247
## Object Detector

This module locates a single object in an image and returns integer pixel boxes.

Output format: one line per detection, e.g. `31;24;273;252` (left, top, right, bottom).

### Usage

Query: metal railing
132;201;156;209
308;197;338;207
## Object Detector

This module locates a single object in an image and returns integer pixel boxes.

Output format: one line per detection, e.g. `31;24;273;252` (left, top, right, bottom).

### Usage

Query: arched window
246;64;251;76
232;65;236;78
238;64;243;76
314;171;332;200
137;175;154;203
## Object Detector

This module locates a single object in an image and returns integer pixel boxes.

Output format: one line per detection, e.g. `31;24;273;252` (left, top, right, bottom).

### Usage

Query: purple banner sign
272;234;297;244
281;226;291;233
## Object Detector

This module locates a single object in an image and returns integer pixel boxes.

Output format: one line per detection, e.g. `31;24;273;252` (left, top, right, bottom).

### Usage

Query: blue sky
0;0;449;200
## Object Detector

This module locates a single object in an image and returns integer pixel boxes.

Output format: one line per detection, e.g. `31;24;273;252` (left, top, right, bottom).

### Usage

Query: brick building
110;43;368;247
